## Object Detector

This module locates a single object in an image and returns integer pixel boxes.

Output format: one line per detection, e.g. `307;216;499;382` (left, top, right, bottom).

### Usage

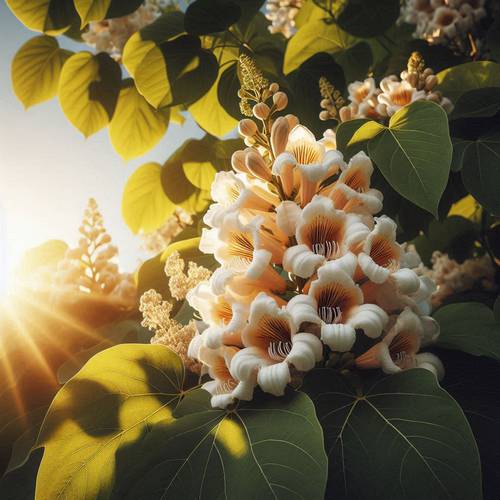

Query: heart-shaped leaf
366;100;452;216
11;35;72;109
109;81;170;160
302;368;482;500
59;51;121;137
35;344;328;499
184;0;241;35
434;302;500;361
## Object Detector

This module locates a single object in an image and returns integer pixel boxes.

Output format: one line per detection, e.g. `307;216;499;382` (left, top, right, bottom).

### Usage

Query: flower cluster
187;63;443;409
81;0;168;61
426;251;497;307
338;52;453;122
265;0;303;38
53;198;136;305
140;289;200;373
400;0;486;53
140;208;193;255
319;77;346;122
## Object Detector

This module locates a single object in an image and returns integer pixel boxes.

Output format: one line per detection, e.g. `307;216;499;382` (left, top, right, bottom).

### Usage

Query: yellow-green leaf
182;161;217;190
122;162;174;234
188;46;238;137
109;83;170;160
283;19;359;74
74;0;111;26
6;0;75;35
58;52;121;137
11;35;72;109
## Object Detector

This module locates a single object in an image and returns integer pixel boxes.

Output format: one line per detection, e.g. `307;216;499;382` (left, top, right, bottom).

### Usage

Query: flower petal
257;361;291;396
287;332;323;371
321;323;356;352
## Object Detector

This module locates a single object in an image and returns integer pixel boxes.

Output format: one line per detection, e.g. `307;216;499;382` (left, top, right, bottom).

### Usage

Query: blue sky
0;2;205;292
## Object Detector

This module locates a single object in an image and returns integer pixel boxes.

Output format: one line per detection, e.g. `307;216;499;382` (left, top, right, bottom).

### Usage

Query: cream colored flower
357;216;402;284
377;78;427;116
272;125;346;206
288;256;388;351
283;195;369;278
230;293;322;396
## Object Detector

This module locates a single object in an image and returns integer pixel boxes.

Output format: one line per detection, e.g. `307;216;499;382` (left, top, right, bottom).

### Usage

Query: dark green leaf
336;0;400;38
367;101;452;216
217;62;241;120
436;348;500;500
184;0;241;35
434;302;500;361
335;118;371;160
302;368;483;500
451;87;500;120
461;128;500;216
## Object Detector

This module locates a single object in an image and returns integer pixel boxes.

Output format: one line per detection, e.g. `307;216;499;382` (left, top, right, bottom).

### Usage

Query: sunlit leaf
183;162;217;190
109;81;170;160
58;51;121;137
283;19;359;74
188;46;239;137
436;61;500;103
74;0;143;26
35;344;327;499
303;368;482;500
11;36;72;109
17;240;68;278
122;162;174;234
434;302;500;361
6;0;78;35
133;34;218;109
184;0;241;35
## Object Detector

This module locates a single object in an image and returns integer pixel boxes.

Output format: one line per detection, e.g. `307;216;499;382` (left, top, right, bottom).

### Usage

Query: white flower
377;78;427;116
288;256;388;351
230;293;322;396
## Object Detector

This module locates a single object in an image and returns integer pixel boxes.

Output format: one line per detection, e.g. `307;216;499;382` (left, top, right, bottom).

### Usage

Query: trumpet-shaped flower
355;307;424;374
288;256;388;351
230;293;322;396
273;125;346;206
357;216;402;283
283;196;369;278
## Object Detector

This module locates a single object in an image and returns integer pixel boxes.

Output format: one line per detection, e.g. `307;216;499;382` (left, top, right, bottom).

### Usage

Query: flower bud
244;137;256;147
231;150;249;174
269;82;279;93
319;110;330;121
253;102;270;120
245;149;272;181
406;72;418;88
272;91;288;111
270;116;290;157
238;119;258;137
285;113;299;129
339;106;352;123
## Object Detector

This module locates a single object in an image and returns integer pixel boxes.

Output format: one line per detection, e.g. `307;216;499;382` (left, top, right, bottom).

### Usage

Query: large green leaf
451;87;500;120
11;35;72;109
335;0;400;38
436;348;500;500
74;0;143;26
434;302;500;361
6;0;78;35
122;162;175;234
436;61;500;104
460;128;500;216
58;52;121;137
302;368;482;500
109;81;170;160
283;19;359;74
363;101;452;216
35;344;328;499
184;0;241;35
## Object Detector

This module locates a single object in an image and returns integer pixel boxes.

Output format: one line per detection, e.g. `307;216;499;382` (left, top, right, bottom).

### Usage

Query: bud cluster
265;0;304;38
339;52;453;122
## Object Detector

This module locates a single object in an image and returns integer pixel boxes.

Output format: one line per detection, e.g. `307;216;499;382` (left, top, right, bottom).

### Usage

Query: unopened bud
406;72;418;88
245;149;272;181
269;82;279;93
285;113;299;129
319;111;330;121
270;116;290;157
231;150;248;174
424;74;438;90
238;119;258;137
339;106;352;123
253;102;270;120
272;91;288;111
